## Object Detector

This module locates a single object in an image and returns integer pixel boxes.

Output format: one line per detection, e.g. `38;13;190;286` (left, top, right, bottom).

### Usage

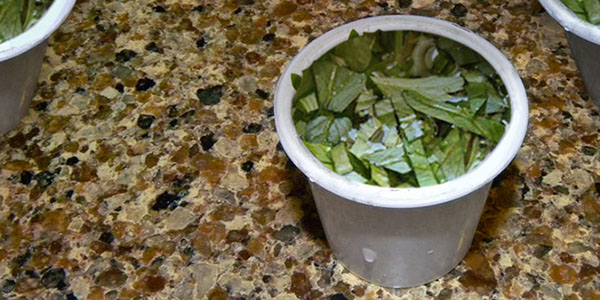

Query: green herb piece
305;115;332;144
371;75;465;102
297;93;319;114
295;120;307;138
327;72;367;112
355;90;378;112
304;142;332;164
356;117;382;141
363;146;411;174
562;0;600;23
291;73;303;89
403;138;438;187
348;152;371;179
466;136;488;171
292;68;315;101
331;143;353;175
437;37;481;66
370;165;390;187
313;59;337;107
328;117;352;144
374;99;397;126
390;95;424;141
584;0;600;24
382;125;400;148
409;35;436;77
349;137;369;158
334;30;375;72
344;171;369;183
563;0;586;14
402;90;505;142
436;128;466;181
0;0;23;43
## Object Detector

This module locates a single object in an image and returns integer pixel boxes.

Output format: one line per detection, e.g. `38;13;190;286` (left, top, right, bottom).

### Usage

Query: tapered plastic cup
274;15;529;288
0;0;76;135
539;0;600;107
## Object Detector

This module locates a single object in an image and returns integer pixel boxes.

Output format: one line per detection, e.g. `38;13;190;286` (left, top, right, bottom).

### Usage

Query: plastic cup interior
274;15;529;209
0;0;76;61
539;0;600;44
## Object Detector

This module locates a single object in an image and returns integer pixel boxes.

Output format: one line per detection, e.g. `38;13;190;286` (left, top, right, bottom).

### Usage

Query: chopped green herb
291;30;510;188
562;0;600;24
0;0;53;44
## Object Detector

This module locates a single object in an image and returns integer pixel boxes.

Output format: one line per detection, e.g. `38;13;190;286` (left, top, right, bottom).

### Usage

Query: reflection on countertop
1;0;599;299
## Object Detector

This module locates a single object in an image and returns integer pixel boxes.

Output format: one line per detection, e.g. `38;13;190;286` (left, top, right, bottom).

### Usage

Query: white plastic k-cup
0;0;76;135
539;0;600;106
274;15;529;288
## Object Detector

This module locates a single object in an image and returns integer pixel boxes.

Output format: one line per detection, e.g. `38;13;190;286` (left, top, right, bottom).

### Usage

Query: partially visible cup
0;0;76;135
539;0;600;107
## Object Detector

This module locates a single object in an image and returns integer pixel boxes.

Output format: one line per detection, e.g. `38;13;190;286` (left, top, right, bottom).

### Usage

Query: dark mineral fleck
66;293;78;300
34;101;48;111
153;5;166;12
196;37;207;48
137;114;156;129
273;225;300;243
451;3;468;18
255;89;269;99
262;33;276;42
241;161;254;172
135;77;156;92
266;107;274;118
330;294;348;300
181;110;196;119
20;171;34;185
41;268;67;289
192;5;204;12
262;275;272;283
196;85;222;105
167;105;178;118
398;0;412;8
99;232;114;244
243;123;262;134
151;192;180;211
200;133;217;151
66;156;79;166
115;50;137;63
1;279;16;293
34;171;55;188
145;42;162;53
582;146;596;156
114;83;124;93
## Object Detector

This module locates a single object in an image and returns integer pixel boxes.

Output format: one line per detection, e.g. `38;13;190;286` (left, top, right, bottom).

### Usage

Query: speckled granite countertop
1;0;599;299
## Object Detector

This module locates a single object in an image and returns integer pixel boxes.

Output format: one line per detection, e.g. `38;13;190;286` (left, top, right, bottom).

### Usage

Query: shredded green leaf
0;0;53;44
291;30;510;188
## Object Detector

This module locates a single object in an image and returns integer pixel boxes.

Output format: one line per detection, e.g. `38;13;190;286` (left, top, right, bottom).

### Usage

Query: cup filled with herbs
274;15;528;287
539;0;600;106
0;0;75;134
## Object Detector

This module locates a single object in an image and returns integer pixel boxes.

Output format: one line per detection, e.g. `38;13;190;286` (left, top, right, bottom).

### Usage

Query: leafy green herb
328;117;352;144
372;76;465;102
0;0;53;44
562;0;600;24
292;30;510;188
305;115;332;144
334;29;375;72
331;143;353;175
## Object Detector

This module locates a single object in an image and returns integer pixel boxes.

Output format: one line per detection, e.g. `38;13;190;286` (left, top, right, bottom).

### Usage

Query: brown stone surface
1;0;600;299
